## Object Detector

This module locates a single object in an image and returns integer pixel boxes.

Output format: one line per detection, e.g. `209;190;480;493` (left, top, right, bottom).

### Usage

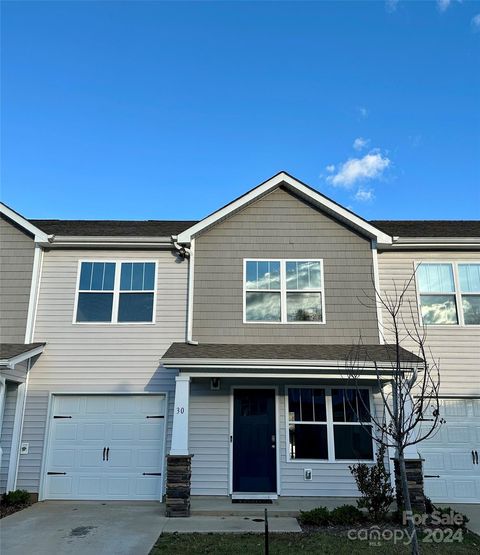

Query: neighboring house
0;172;478;505
0;207;46;494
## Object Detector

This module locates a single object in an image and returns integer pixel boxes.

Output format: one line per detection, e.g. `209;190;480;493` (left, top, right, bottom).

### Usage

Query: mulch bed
0;502;31;519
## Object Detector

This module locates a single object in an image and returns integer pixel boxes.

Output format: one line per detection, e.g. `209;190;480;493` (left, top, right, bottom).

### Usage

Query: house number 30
176;407;185;414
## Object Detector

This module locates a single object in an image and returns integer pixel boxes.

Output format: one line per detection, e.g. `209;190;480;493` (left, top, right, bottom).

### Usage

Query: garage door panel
420;398;480;503
140;421;164;441
447;426;471;444
111;423;135;440
50;449;76;468
54;422;77;441
82;423;107;440
46;476;73;496
86;396;109;415
45;395;166;500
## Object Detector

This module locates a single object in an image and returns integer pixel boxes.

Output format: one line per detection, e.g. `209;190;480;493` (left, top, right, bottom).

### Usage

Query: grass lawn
150;530;480;554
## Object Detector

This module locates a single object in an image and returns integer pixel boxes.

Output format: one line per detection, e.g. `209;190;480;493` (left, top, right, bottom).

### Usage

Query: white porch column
170;375;191;456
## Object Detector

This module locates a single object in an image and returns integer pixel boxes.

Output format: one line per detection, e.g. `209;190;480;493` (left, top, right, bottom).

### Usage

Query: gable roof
176;171;393;246
31;219;197;237
0;203;51;243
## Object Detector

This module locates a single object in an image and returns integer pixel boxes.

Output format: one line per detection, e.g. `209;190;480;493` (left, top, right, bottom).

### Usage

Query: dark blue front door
233;389;276;493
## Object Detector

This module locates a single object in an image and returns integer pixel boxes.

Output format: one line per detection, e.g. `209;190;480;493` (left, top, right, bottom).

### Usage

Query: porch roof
0;343;45;367
162;342;422;370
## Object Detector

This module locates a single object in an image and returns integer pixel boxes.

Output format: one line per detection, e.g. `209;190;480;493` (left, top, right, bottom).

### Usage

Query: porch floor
190;496;360;517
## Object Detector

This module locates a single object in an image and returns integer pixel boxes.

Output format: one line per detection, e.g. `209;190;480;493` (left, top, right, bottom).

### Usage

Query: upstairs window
244;260;324;323
417;262;480;326
75;261;156;323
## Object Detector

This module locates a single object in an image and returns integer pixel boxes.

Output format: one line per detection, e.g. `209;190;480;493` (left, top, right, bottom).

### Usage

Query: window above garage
74;261;157;324
416;262;480;326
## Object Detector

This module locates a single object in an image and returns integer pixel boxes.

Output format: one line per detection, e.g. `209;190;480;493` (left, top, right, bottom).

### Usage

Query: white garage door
44;394;166;500
418;398;480;503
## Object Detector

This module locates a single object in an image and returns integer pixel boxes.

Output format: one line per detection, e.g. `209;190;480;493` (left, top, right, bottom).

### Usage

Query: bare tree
344;272;444;555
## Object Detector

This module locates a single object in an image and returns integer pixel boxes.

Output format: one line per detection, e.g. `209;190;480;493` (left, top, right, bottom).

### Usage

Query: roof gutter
161;358;422;370
39;235;174;248
382;237;480;250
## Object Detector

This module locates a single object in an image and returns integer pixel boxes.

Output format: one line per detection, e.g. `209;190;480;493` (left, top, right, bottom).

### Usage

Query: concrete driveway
451;503;480;536
1;501;165;555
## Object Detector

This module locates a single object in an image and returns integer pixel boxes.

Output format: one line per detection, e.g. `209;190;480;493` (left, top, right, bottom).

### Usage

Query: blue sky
2;1;479;221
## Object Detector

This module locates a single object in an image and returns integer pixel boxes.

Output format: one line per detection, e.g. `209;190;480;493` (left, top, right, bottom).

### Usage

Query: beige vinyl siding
192;187;380;345
17;248;188;493
189;378;385;497
0;382;18;493
0;215;35;343
378;250;480;397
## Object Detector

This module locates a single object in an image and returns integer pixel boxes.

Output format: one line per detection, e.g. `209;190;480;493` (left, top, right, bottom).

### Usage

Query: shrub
330;504;364;525
1;489;30;507
349;443;394;521
298;506;330;526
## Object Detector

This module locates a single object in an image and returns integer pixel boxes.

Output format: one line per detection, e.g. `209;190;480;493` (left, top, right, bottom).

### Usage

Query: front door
233;388;276;493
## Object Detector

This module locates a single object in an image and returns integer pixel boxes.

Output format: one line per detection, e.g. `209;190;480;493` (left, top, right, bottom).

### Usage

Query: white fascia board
44;236;173;248
179;371;396;380
386;237;480;250
0;345;45;369
0;203;51;243
176;172;393;245
162;358;419;371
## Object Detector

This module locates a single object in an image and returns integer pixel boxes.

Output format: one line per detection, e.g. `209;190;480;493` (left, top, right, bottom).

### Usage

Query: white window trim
285;386;375;464
72;260;158;325
243;258;326;325
414;261;480;328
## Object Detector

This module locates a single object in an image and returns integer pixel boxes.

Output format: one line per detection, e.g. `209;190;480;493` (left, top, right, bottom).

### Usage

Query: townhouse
0;172;478;508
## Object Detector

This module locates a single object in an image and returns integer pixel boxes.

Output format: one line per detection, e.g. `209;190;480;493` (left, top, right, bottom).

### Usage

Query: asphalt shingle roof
162;343;422;364
0;343;45;361
30;220;198;237
30;218;479;239
370;220;480;238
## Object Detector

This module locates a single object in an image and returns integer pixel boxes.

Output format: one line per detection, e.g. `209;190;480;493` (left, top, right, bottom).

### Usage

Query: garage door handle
103;447;106;461
473;450;476;465
475;450;479;465
106;447;110;461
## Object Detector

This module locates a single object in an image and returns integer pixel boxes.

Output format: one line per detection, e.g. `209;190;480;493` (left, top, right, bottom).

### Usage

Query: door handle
106;447;110;461
103;447;106;461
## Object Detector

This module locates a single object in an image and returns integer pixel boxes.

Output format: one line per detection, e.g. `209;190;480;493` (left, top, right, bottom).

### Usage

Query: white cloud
355;189;375;202
353;137;370;151
357;106;368;119
472;14;480;31
325;164;335;173
385;0;399;12
437;0;451;11
437;0;461;12
326;152;391;188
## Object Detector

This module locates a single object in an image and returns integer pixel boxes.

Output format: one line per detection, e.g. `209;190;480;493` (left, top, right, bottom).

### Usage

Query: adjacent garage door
44;394;166;500
419;398;480;503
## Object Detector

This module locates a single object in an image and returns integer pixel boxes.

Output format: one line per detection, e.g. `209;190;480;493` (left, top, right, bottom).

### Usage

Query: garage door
418;398;480;503
44;394;166;500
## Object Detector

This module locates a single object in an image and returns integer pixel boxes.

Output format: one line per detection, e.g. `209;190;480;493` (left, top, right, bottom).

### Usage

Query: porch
162;342;423;515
